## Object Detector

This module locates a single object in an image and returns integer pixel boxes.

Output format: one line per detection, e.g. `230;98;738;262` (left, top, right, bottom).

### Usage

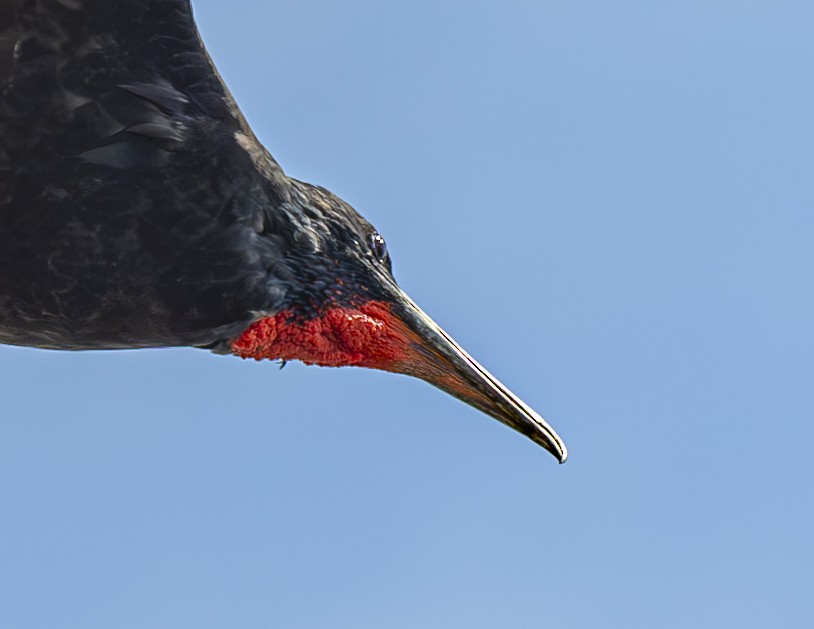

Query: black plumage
2;0;291;348
0;0;567;461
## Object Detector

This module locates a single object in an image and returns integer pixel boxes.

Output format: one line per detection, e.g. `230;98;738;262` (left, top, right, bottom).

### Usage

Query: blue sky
1;1;812;627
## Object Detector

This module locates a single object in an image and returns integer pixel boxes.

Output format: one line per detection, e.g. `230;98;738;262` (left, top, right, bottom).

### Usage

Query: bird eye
369;233;392;270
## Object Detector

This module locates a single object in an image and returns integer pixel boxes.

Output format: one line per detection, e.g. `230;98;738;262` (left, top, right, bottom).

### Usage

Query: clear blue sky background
1;1;812;627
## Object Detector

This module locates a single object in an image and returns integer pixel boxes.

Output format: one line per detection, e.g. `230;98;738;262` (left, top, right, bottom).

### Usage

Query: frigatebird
0;0;567;462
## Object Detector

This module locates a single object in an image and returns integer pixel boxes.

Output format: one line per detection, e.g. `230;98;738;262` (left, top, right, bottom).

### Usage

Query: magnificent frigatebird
0;0;567;462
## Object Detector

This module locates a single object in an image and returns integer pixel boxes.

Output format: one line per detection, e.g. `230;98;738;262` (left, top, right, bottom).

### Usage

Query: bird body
0;0;567;462
0;0;286;349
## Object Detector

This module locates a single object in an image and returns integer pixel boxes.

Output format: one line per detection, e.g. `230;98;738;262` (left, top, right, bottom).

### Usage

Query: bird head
232;180;567;463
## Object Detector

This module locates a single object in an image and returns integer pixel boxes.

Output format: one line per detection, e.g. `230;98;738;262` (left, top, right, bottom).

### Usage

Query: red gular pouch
231;300;416;372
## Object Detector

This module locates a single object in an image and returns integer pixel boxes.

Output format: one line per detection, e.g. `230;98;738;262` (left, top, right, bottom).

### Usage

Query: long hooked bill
390;290;567;463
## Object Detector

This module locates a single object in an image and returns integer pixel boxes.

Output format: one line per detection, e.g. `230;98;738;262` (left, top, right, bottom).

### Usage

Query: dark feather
0;0;296;349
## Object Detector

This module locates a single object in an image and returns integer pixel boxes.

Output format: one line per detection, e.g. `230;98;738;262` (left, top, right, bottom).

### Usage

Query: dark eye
369;233;391;269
